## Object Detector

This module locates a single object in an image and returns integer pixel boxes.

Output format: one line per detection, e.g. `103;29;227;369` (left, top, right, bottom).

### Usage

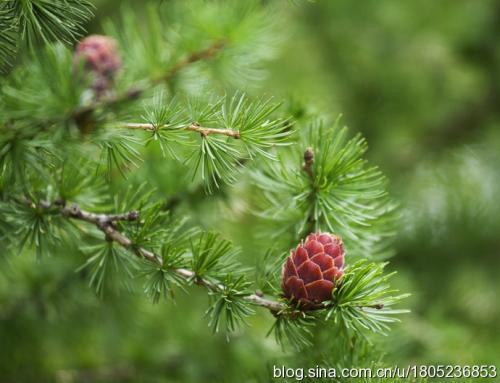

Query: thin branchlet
172;268;284;312
155;39;226;83
188;122;241;139
124;122;241;139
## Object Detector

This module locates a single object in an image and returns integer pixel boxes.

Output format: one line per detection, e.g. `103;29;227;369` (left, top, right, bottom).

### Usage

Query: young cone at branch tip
74;35;122;95
282;232;345;308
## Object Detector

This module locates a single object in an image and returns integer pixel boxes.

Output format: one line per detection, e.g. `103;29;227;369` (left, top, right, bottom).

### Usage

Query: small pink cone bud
74;35;121;95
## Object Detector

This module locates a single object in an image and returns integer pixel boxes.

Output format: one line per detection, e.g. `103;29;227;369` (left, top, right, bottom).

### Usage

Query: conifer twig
60;204;161;264
187;122;241;138
124;122;241;138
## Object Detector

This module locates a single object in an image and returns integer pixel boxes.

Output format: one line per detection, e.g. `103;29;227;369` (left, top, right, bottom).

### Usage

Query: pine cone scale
285;276;307;300
283;257;298;280
305;280;334;302
324;243;342;259
292;247;308;267
323;267;342;282
333;256;343;268
310;253;334;271
296;261;323;284
304;239;323;255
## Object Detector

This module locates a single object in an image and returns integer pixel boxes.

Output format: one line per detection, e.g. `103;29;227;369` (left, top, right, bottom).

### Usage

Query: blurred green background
1;0;499;381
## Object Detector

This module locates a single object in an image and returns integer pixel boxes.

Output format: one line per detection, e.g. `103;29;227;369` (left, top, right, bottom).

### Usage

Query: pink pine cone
74;35;121;94
282;232;345;307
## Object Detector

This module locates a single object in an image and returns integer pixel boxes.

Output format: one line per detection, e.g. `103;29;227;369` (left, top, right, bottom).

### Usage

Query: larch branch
188;122;240;138
124;122;241;139
60;204;161;264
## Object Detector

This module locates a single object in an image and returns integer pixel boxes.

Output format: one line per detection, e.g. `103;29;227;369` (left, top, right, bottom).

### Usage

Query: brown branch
61;204;161;265
62;206;139;223
124;122;240;139
245;293;286;312
123;123;158;131
172;267;284;313
188;122;240;138
156;39;226;83
72;40;225;120
56;202;284;313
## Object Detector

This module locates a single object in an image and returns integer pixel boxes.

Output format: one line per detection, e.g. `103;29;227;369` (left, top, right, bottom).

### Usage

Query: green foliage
140;245;187;303
0;5;17;73
0;2;290;196
103;0;282;89
12;0;94;47
54;156;105;205
269;309;316;350
190;232;241;281
133;92;290;192
167;0;282;89
0;199;59;258
140;92;191;159
206;274;255;334
252;119;398;258
95;128;143;180
220;94;290;159
78;242;137;297
0;0;94;73
0;129;56;187
255;247;287;295
189;132;241;193
2;43;87;121
328;260;409;336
